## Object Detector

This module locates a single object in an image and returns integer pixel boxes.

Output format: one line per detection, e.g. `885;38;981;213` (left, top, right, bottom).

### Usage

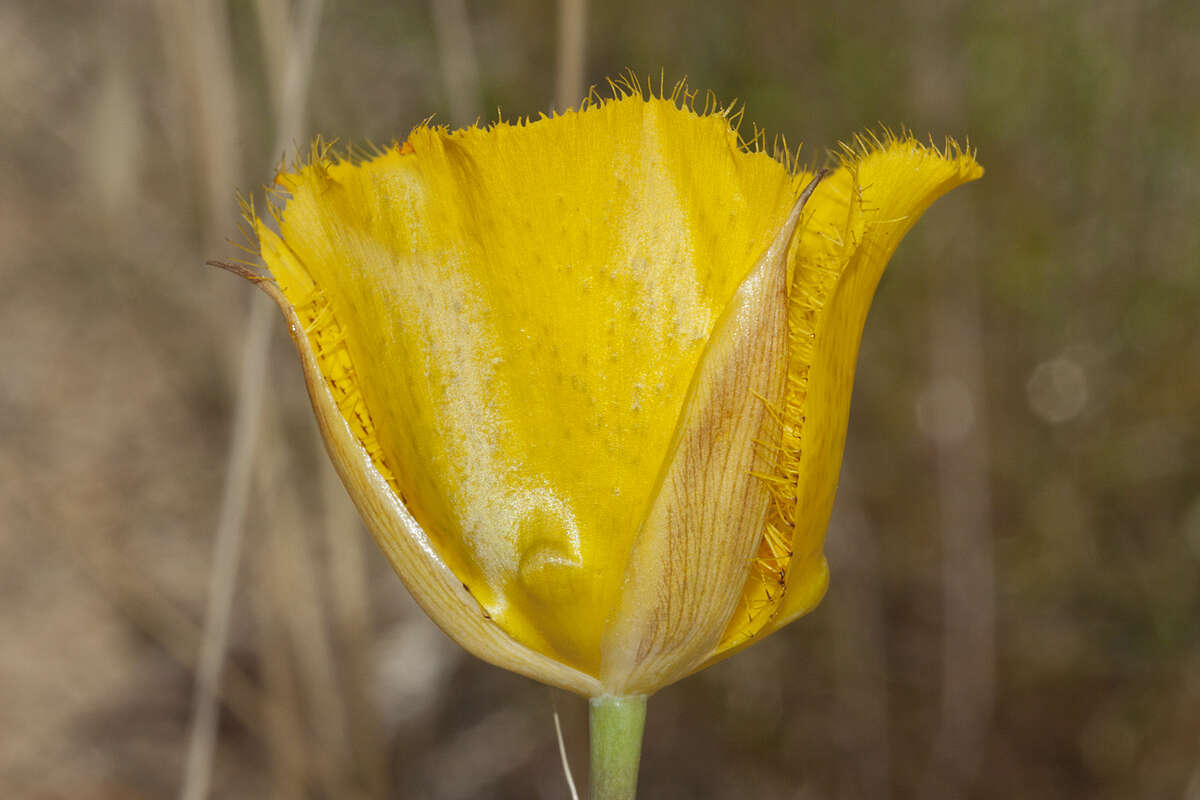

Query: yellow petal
245;249;603;695
600;175;825;695
254;94;804;680
708;134;984;665
247;91;982;694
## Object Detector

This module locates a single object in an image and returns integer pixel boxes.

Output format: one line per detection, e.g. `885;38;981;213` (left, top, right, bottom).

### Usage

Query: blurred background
3;0;1198;797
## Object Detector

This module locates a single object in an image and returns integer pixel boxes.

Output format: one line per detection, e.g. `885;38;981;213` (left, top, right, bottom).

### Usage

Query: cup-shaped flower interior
248;92;981;696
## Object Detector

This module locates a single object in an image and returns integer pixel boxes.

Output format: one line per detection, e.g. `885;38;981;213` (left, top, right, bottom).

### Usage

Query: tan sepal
599;178;822;695
254;278;604;697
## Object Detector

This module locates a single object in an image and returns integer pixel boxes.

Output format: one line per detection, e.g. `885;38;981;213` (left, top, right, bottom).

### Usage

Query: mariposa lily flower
224;87;979;713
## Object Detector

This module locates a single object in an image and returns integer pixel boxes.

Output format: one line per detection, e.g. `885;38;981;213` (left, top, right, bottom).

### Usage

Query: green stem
588;694;648;800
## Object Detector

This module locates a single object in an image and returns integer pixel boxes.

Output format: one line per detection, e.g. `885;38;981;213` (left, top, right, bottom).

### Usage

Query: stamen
290;286;404;504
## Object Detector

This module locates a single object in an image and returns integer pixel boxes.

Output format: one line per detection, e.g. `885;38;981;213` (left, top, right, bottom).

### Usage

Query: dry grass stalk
430;0;482;126
555;0;587;111
179;1;325;798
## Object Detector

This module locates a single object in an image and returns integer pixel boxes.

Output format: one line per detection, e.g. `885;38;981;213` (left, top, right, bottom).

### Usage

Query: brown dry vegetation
2;1;1198;798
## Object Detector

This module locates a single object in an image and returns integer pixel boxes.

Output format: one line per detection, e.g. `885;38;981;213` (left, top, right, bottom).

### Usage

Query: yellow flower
235;88;981;698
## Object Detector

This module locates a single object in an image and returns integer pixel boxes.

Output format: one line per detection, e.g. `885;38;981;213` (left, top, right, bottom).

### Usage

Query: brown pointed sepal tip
207;259;268;284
